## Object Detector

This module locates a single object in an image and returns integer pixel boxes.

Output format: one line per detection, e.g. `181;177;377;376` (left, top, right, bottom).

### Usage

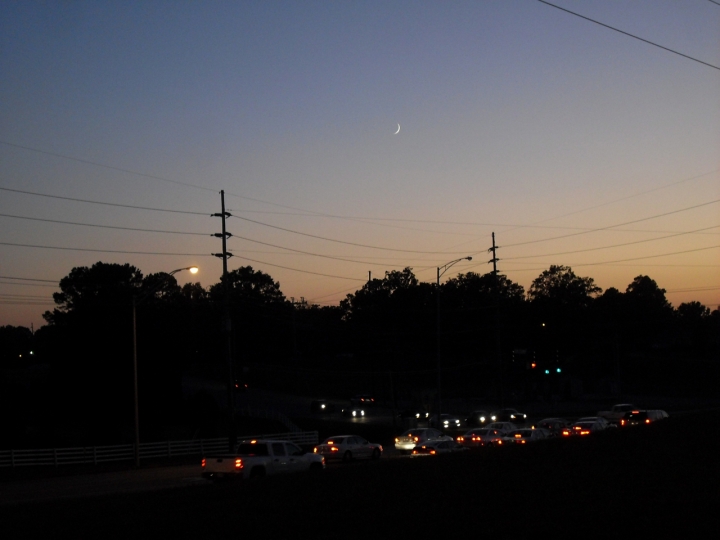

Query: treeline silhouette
1;262;717;449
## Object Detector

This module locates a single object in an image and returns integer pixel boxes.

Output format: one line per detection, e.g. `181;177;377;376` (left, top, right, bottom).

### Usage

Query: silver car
395;428;453;454
314;435;382;462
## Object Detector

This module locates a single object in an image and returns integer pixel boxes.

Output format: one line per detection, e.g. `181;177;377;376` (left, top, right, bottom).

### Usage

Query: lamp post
436;257;472;429
133;266;198;467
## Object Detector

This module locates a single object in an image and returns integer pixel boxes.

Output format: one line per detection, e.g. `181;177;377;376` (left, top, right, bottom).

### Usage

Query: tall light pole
436;256;472;429
133;266;198;467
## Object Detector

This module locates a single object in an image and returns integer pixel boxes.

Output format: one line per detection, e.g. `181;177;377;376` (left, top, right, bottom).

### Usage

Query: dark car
350;394;376;407
465;410;491;427
535;417;572;437
490;408;528;423
620;409;669;426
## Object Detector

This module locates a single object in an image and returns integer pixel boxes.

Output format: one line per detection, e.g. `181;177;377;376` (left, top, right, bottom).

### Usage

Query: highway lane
0;464;204;506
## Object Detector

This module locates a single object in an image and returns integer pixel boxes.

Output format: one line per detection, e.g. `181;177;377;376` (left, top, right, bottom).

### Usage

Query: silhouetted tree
41;262;143;444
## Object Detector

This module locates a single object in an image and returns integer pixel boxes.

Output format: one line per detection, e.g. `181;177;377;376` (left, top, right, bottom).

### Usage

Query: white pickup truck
597;404;636;425
201;439;325;480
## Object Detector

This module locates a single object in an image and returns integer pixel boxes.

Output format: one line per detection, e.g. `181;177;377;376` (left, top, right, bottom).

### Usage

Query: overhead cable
0;213;211;235
502;199;720;248
0;241;211;257
537;0;720;71
0;186;210;216
502;225;720;260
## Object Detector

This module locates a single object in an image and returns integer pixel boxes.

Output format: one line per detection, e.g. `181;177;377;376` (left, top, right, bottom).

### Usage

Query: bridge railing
0;431;319;468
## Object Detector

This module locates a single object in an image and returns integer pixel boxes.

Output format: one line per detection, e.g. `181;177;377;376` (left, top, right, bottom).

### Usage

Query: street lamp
436;257;472;429
133;266;198;467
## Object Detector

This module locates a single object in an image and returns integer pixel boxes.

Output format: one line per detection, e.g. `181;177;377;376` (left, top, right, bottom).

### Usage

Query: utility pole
212;190;235;451
487;232;503;406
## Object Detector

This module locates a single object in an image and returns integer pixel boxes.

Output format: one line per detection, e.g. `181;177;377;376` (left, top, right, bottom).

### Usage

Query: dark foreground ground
2;413;719;538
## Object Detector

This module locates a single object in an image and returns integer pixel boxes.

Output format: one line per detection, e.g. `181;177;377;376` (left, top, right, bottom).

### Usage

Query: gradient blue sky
1;0;718;329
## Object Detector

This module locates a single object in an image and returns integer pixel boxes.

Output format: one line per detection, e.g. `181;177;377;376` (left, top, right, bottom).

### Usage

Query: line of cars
397;407;670;454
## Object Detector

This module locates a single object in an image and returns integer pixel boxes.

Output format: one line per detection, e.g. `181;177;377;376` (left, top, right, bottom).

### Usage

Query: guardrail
0;431;319;468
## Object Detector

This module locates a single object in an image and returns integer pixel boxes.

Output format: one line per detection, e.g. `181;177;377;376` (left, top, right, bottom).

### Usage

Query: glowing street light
436;256;472;429
133;266;198;466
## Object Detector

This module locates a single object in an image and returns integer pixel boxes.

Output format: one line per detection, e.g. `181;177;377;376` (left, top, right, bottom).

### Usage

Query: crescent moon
394;124;400;134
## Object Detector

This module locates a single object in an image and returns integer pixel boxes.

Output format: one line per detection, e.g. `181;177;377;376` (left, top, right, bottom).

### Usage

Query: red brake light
235;458;243;469
201;458;206;468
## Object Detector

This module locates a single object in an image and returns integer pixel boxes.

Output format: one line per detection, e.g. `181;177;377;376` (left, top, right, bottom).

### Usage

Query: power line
0;293;50;299
0;213;211;236
502;199;720;249
502;225;720;261
0;140;341;217
7;184;715;239
0;275;57;283
0;186;210;216
0;281;57;288
537;0;720;71
230;235;421;267
229;254;366;282
573;244;720;266
232;214;481;255
0;141;217;193
4;140;718;240
0;241;211;257
499;169;719;234
666;286;720;293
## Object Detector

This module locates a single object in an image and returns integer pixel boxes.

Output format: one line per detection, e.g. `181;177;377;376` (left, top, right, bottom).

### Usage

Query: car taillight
580;430;590;435
645;419;651;424
621;420;626;426
430;450;436;455
201;458;206;468
313;447;318;453
412;450;418;454
235;458;243;469
331;447;339;452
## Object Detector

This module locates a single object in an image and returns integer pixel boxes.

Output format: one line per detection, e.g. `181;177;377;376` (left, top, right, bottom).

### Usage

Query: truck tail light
235;458;243;469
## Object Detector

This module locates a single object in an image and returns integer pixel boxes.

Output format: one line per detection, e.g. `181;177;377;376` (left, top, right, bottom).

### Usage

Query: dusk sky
1;0;718;330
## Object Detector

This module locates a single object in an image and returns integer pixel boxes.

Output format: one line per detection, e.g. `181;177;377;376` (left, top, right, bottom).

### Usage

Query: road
0;464;204;506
